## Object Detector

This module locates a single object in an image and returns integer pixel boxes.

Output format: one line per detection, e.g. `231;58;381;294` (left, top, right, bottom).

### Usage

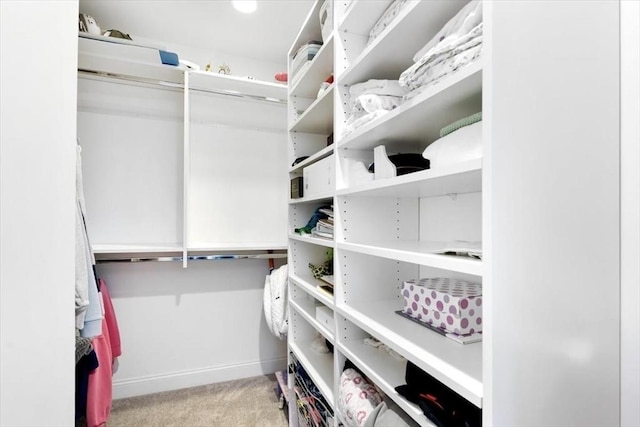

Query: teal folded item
440;112;482;137
159;50;179;66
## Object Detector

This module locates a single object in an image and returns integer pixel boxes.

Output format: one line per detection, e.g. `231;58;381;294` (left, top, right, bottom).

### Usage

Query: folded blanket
367;0;410;46
355;94;403;114
343;110;390;137
412;0;483;63
440;111;482;137
400;23;483;92
349;79;407;98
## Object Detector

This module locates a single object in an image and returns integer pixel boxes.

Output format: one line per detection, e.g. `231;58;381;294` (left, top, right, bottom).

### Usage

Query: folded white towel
349;79;407;98
356;94;404;114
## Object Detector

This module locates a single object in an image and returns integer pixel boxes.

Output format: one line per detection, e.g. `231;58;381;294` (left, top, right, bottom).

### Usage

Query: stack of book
312;207;334;239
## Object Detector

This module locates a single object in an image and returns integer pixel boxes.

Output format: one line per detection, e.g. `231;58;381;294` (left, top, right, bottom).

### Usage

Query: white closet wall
0;1;78;426
96;259;286;397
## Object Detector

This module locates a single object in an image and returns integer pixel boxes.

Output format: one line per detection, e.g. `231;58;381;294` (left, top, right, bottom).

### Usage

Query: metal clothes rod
96;252;288;264
77;69;287;105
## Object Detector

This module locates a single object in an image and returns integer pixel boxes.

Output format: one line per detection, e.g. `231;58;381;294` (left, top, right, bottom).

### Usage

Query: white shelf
337;299;483;407
290;273;335;308
92;243;183;254
339;0;470;86
187;243;288;252
338;340;436;427
290;35;335;99
289;340;335;409
289;84;335;134
188;70;287;102
290;299;335;344
288;0;324;58
338;241;482;277
289;191;334;204
78;45;184;85
339;61;483;149
338;159;482;198
289;145;334;173
289;233;334;248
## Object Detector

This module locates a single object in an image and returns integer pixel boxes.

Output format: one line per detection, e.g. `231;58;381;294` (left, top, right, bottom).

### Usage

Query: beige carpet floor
108;374;288;427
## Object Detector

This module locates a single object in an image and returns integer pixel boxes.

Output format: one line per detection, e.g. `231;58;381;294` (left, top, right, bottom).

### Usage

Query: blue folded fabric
159;50;179;66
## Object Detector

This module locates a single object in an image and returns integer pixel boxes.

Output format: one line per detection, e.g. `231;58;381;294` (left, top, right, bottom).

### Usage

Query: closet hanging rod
77;69;287;105
96;252;288;264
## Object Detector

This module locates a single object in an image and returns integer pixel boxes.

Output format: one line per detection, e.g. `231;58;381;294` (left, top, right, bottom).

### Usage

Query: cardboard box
401;278;482;335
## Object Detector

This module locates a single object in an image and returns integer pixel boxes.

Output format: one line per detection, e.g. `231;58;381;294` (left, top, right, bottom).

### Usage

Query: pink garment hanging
101;279;121;358
86;279;121;427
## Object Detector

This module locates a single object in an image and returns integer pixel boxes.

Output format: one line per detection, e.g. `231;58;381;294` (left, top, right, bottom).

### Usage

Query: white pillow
422;121;482;167
338;369;384;427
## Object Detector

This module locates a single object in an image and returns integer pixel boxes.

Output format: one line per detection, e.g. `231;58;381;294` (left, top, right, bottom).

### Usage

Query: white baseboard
112;357;287;399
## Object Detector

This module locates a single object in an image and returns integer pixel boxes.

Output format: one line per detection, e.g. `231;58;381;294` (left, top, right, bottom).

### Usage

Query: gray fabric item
75;334;93;364
363;402;386;427
373;400;419;427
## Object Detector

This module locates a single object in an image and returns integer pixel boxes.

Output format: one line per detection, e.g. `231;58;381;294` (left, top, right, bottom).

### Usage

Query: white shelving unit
286;1;338;425
287;1;483;426
77;45;288;266
337;0;469;86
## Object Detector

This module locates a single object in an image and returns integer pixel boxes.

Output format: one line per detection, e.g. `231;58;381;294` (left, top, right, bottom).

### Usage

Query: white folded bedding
367;0;411;46
412;0;483;62
349;79;407;98
343;110;390;137
400;23;483;92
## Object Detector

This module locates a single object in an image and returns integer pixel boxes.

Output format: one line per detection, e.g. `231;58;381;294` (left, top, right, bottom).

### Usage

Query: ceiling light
232;0;257;13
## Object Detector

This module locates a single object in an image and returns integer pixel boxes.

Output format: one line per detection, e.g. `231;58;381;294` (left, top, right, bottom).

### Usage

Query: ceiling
78;0;315;64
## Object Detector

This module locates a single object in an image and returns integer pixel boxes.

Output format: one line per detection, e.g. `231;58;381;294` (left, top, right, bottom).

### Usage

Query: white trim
113;357;287;399
620;1;640;425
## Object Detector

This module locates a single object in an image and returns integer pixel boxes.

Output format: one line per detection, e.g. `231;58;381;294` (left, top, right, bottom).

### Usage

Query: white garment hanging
263;264;288;339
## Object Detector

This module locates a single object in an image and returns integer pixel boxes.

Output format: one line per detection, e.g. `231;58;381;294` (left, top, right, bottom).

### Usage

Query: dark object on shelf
292;156;309;166
291;177;304;199
103;29;132;40
326;133;334;146
368;153;430;175
395;361;481;427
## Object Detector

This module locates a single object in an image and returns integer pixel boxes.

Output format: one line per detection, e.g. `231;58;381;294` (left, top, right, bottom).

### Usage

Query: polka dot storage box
401;278;482;336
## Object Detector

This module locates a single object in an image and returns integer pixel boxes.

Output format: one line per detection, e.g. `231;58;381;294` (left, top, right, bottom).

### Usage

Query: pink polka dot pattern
401;278;483;336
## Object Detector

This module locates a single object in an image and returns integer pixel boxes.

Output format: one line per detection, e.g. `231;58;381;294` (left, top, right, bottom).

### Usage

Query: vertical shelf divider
183;70;190;268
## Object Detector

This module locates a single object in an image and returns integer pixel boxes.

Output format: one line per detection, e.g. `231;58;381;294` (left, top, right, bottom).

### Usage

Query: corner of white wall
0;1;78;425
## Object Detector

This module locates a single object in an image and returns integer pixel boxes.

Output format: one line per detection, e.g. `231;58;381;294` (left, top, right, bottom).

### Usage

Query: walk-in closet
1;1;638;426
